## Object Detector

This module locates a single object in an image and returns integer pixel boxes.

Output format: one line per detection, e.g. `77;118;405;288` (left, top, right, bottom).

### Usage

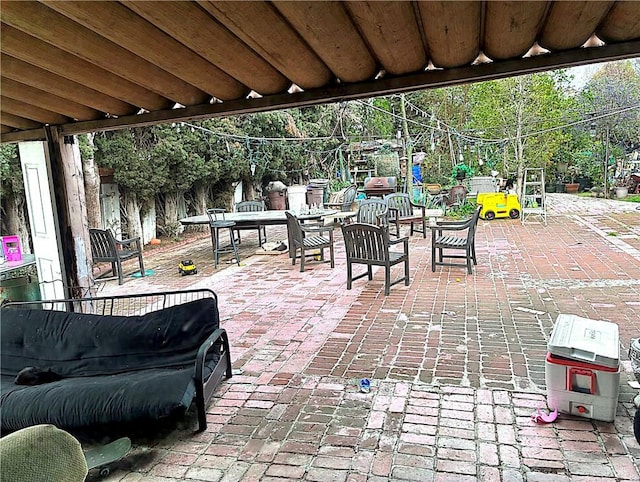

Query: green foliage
468;72;575;176
94;129;166;199
451;163;474;181
0;144;22;197
78;134;95;161
444;200;477;219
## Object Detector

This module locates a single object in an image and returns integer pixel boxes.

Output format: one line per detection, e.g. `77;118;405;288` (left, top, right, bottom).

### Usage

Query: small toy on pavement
178;259;197;276
477;192;521;220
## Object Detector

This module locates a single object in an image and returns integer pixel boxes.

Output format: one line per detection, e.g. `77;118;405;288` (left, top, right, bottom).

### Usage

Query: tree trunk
82;133;102;229
123;190;143;242
141;197;157;244
190;184;208;232
4;193;32;254
164;191;179;226
163;191;183;238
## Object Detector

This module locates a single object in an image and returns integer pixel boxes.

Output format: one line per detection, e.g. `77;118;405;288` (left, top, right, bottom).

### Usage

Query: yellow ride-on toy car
178;259;197;276
477;192;521;220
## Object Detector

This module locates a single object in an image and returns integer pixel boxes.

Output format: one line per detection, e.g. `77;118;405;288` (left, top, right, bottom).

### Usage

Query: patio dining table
179;209;341;259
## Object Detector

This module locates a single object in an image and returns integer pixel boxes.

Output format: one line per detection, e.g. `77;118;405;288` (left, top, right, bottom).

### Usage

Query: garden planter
564;183;579;194
615;186;628;199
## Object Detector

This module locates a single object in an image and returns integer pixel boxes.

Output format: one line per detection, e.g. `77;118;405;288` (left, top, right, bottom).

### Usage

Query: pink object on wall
2;235;23;261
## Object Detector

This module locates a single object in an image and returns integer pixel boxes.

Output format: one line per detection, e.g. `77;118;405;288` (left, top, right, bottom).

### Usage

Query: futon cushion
0;368;198;431
0;298;218;377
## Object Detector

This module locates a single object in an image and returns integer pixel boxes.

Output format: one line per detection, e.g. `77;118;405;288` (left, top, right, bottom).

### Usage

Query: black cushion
0;298;218;377
0;369;196;431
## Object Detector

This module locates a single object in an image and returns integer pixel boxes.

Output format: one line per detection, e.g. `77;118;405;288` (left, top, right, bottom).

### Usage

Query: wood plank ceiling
1;1;640;143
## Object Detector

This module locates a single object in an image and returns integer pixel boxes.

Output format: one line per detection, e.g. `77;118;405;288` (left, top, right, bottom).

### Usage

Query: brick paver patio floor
91;194;640;481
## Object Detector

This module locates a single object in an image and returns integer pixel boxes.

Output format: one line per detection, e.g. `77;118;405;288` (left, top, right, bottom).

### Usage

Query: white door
19;141;66;301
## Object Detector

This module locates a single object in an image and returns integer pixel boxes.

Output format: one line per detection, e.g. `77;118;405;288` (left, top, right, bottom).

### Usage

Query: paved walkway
91;194;640;481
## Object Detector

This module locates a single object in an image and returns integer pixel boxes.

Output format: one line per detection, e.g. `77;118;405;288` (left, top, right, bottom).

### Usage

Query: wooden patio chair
384;192;427;238
89;228;144;285
341;222;410;296
285;211;335;272
356;199;389;228
430;205;482;275
232;200;267;246
326;184;357;212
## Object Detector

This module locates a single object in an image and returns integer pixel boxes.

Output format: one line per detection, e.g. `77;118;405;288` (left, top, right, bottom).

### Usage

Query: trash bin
307;179;329;207
287;185;308;213
268;190;287;210
266;181;287;210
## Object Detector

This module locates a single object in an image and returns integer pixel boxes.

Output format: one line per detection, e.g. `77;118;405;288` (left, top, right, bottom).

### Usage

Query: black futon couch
0;289;231;433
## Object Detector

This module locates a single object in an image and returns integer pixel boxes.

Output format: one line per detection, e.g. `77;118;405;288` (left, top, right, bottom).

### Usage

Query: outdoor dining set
180;187;483;296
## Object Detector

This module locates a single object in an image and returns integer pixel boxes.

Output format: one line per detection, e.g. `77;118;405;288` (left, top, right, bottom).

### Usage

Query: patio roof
1;1;640;143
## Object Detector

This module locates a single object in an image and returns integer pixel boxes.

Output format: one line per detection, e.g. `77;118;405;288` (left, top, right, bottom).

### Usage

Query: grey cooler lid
548;314;620;368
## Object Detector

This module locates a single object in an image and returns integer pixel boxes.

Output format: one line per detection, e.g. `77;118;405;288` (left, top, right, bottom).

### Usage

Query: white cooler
545;314;620;422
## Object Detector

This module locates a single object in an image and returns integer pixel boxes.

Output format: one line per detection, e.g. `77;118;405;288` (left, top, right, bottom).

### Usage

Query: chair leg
431;243;436;272
346;262;352;290
300;247;305;272
367;265;373;280
329;242;335;268
138;253;145;277
116;259;124;285
384;265;390;296
404;256;410;286
228;229;240;266
210;228;219;268
257;228;262;247
466;247;473;275
421;218;426;238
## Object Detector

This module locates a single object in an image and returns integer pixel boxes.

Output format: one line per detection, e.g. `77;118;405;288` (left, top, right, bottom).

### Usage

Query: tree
0;144;31;253
580;60;640;188
94;129;166;240
79;134;102;229
467;72;575;197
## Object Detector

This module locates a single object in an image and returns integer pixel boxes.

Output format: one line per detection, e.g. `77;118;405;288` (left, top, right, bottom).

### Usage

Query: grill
363;177;397;198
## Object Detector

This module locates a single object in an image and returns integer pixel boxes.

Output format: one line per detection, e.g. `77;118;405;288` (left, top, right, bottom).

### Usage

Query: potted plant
612;177;630;199
564;165;581;194
451;163;474;182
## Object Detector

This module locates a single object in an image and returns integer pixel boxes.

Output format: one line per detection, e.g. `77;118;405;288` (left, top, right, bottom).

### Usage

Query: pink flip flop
531;405;558;424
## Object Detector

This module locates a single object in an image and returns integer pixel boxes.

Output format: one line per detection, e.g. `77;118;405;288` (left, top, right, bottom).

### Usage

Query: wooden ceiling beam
1;39;626;144
1;97;70;125
0;113;43;131
44;1;251;101
273;1;378;83
1;77;101;121
123;1;288;95
539;1;614;50
418;1;482;68
484;1;549;60
598;1;640;42
345;1;427;75
1;1;208;106
200;1;332;90
1;54;137;117
0;25;173;111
